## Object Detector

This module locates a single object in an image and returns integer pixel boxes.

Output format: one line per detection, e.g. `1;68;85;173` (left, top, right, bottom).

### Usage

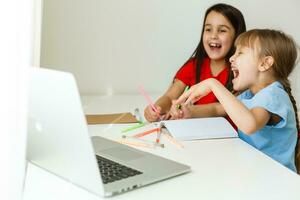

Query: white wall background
40;0;300;105
0;1;33;200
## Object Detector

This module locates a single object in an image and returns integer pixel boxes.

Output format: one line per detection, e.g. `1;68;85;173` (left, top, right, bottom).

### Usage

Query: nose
211;30;218;39
229;55;235;64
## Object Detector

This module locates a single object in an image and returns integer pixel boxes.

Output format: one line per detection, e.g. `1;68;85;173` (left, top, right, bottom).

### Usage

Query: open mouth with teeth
232;68;239;81
209;42;222;49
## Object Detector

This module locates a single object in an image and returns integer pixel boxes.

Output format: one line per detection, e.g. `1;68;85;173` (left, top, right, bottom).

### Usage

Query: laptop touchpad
100;147;145;161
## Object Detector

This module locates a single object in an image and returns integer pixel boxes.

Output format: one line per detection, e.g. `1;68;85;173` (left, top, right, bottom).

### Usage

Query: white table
23;95;300;200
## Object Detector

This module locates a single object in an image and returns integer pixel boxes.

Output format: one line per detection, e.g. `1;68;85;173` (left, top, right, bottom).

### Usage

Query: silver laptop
27;68;190;197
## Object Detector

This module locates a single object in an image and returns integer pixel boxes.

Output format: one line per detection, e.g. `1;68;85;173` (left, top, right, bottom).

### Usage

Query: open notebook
162;117;237;141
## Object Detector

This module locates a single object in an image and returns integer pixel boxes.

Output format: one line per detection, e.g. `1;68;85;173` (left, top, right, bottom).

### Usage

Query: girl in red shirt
144;3;246;122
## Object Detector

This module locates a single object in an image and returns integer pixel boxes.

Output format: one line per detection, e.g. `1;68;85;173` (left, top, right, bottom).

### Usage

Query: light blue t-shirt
237;81;297;172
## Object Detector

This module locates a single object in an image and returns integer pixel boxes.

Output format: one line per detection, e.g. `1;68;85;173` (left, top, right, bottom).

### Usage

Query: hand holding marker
176;86;189;109
138;86;163;145
138;85;161;119
137;85;183;147
121;86;183;149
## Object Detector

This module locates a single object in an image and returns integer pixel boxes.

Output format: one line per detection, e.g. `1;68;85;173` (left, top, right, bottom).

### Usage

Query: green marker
121;122;146;133
184;85;189;92
176;86;189;109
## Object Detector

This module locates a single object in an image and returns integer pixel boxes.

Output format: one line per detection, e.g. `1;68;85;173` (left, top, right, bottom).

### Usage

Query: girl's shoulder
250;82;292;114
185;58;197;67
238;82;289;107
256;82;287;99
177;58;197;73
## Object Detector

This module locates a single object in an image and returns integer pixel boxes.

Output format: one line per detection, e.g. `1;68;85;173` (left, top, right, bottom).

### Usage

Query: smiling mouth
209;43;222;49
232;68;239;79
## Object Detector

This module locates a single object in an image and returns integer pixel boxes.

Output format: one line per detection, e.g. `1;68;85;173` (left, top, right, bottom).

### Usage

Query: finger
156;105;162;114
145;112;154;122
161;112;169;120
183;96;193;106
164;112;171;120
181;104;189;112
144;113;153;122
168;106;177;118
177;110;184;119
174;95;187;105
145;106;159;122
180;104;191;119
175;89;192;105
184;93;200;106
170;111;179;120
144;108;151;122
171;108;182;119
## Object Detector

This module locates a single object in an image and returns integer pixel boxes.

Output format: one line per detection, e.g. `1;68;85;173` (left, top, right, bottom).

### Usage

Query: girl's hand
144;105;162;122
175;79;213;106
161;111;171;120
169;100;192;120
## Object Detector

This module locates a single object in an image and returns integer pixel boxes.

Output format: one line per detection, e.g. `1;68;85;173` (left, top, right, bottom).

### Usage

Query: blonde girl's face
230;44;261;92
203;11;235;62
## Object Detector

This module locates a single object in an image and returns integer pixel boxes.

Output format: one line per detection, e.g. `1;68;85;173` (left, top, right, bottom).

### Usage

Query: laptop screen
27;68;104;196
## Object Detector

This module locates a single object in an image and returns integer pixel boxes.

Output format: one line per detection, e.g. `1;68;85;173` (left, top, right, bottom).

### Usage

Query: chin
207;54;225;61
233;85;247;92
233;85;239;91
233;83;241;92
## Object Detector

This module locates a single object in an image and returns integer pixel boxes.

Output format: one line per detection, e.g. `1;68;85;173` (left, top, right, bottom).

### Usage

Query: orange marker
122;135;164;148
132;127;161;138
156;130;161;143
163;132;184;148
117;139;154;149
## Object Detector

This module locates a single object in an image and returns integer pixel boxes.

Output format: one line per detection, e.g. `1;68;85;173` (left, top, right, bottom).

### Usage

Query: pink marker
138;85;159;113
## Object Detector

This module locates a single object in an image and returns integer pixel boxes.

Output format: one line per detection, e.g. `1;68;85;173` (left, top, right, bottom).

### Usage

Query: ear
258;56;274;72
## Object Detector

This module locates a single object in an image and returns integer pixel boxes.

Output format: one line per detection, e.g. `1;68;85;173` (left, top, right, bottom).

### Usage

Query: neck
210;59;227;68
210;59;227;76
250;76;277;94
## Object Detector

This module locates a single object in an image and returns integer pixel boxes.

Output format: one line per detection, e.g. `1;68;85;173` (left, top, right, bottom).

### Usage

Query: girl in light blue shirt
174;29;299;172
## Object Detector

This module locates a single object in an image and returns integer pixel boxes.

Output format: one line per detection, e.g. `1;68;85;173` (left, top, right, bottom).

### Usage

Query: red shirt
175;57;229;105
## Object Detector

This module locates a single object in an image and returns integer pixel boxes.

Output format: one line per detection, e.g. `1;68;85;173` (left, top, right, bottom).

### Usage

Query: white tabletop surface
23;95;300;200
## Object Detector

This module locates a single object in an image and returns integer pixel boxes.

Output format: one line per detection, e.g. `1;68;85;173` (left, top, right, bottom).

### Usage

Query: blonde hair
235;29;300;174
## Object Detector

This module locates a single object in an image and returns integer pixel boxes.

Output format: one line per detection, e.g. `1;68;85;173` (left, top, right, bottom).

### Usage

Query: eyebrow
204;24;231;30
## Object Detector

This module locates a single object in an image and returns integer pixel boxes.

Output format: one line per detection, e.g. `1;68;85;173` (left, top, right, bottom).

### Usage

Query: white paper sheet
162;117;237;141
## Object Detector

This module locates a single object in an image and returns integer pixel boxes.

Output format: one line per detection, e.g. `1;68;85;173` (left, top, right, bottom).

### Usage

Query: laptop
26;68;190;197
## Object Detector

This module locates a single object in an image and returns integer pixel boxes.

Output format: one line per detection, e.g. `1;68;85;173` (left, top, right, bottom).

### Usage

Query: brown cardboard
85;112;138;124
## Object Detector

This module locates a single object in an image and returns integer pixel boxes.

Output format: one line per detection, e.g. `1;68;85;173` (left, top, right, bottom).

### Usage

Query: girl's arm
176;78;271;134
189;103;226;118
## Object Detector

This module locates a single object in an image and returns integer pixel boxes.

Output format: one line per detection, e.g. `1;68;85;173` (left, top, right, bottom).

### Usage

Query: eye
219;29;227;33
233;50;242;57
204;28;211;32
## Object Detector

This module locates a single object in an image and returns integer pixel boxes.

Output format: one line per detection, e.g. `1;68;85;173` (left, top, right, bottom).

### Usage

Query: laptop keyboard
96;155;143;184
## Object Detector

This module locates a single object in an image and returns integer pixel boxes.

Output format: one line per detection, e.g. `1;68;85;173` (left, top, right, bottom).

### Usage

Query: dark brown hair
178;3;246;90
